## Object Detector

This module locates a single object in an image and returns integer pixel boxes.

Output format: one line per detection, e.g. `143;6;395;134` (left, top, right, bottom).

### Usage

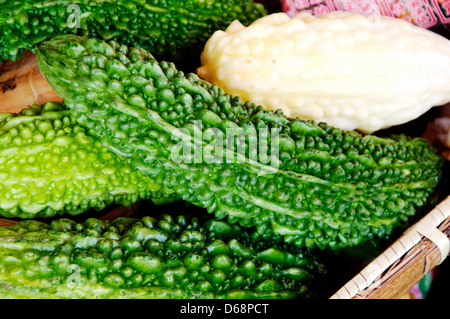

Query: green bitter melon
0;0;266;70
0;101;176;219
36;35;443;250
0;212;325;299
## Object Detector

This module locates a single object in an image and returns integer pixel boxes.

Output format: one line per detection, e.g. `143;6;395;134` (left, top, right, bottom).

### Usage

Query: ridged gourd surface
0;214;324;298
0;101;175;219
36;35;443;250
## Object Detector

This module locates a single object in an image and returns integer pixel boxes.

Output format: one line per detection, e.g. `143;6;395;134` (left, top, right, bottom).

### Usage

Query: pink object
280;0;450;28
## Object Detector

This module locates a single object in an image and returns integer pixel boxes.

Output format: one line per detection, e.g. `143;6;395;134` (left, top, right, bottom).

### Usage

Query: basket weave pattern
331;196;450;299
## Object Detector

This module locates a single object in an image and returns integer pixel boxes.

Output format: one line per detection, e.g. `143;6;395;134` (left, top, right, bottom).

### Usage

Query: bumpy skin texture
0;101;175;219
37;35;443;250
0;0;266;70
0;214;323;299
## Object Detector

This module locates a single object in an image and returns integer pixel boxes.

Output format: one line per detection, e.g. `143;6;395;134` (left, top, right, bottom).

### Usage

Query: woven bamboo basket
331;195;450;299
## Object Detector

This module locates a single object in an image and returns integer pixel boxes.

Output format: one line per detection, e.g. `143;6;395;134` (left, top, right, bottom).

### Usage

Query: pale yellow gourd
198;11;450;133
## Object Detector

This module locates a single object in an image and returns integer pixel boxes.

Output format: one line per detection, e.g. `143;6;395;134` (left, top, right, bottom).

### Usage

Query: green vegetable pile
0;0;445;299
